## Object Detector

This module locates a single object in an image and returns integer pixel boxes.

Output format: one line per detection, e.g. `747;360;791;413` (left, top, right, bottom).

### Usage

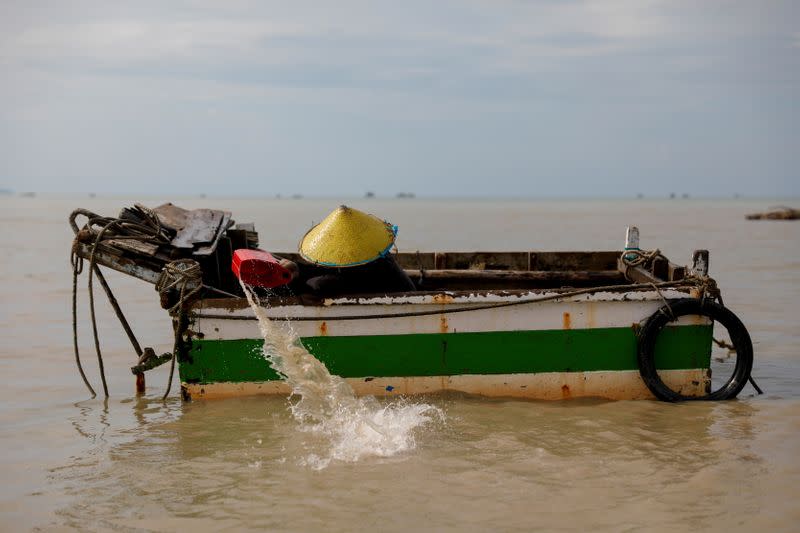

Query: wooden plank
401;252;531;270
152;203;191;232
447;252;528;270
530;251;620;271
652;257;668;281
172;209;224;249
194;212;232;256
668;262;686;281
227;229;249;252
409;269;626;290
405;269;624;282
74;244;162;284
617;258;660;284
152;203;231;251
290;250;626;273
434;252;447;270
106;238;160;257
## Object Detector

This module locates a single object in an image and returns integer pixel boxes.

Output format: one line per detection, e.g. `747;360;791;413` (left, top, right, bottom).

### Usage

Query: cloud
0;1;671;79
0;1;797;196
5;20;305;65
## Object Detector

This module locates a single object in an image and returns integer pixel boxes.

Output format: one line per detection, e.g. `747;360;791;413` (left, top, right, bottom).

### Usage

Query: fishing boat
68;203;756;403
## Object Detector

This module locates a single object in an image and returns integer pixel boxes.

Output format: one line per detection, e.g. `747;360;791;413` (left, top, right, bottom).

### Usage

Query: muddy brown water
1;195;798;532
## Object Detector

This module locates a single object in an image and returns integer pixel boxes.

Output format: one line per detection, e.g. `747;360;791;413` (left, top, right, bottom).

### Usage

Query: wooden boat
68;205;755;403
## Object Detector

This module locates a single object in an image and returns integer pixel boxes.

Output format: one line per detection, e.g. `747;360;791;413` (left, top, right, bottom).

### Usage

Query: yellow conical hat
299;205;397;267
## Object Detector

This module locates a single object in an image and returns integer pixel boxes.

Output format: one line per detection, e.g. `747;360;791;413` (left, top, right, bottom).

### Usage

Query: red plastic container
231;249;294;288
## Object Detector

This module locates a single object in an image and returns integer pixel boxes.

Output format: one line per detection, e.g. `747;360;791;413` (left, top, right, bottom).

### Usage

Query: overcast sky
1;0;798;197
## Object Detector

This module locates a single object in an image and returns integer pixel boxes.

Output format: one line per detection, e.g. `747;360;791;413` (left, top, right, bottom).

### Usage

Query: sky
0;0;798;198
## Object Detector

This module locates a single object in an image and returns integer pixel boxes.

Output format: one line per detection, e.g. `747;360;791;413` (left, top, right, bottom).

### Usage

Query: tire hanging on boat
637;298;754;402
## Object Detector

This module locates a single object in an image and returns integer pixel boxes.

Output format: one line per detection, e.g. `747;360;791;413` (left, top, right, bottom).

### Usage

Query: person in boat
296;205;416;296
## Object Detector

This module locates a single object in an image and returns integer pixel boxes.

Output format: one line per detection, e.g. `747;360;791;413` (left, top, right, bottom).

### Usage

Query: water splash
242;283;443;469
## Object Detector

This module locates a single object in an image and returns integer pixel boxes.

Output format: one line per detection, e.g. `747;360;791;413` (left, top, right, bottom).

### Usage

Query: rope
69;207;180;398
155;259;203;315
161;312;189;400
415;250;426;287
192;278;717;323
70;245;96;397
712;337;736;351
649;282;676;320
620;248;666;269
153;260;202;400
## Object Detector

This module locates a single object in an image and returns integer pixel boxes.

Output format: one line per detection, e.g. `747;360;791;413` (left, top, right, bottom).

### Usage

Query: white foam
242;283;443;469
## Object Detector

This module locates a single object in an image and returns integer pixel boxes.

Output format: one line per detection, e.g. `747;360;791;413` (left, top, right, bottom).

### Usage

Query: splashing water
241;283;443;469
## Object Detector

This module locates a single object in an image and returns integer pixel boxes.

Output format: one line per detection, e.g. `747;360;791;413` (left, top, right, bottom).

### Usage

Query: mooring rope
191;277;720;323
70;246;96;397
154;260;203;400
70;207;175;398
620;248;667;269
155;259;203;316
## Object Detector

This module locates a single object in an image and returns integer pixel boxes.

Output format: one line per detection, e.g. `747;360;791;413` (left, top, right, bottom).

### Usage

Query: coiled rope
155;259;202;315
620;248;667;269
155;259;202;400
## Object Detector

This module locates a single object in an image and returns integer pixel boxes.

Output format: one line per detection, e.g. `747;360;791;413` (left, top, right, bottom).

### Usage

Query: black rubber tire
637;298;753;402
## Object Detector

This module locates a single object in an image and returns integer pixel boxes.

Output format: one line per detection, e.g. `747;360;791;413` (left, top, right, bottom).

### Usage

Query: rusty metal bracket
131;348;173;375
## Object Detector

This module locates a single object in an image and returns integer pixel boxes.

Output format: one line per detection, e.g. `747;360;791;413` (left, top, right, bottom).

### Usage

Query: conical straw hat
299;205;397;267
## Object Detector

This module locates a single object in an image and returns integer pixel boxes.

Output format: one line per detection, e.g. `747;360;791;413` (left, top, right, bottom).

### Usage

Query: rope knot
156;259;202;315
620;248;665;269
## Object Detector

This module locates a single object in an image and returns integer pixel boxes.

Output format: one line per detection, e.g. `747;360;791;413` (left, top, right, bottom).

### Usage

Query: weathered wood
74;243;162;284
151;203;191;232
152;203;232;253
393;251;621;271
530;252;620;271
106;238;160;257
434;252;447;270
278;250;667;288
235;222;255;232
668;262;686;281
227;229;249;252
406;269;623;281
172;210;224;249
617;258;660;284
231;223;259;249
194;212;233;256
456;252;526;270
407;269;626;289
652;257;669;281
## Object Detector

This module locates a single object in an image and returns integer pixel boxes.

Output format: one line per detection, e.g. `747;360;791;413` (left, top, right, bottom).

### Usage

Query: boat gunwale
189;286;696;317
